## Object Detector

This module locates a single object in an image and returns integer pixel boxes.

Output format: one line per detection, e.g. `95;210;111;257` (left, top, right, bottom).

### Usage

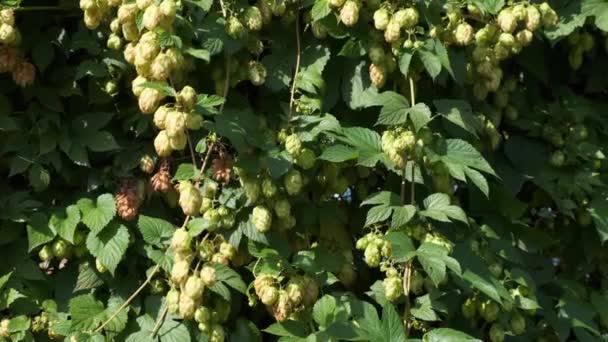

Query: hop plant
11;61;35;87
248;61;267;86
244;6;263;31
252;205;272;232
171;228;190;252
340;1;359;27
178;181;202;216
0;46;18;73
369;63;387;88
116;179;141;221
284;169;303;196
200;265;217;286
384;19;401;43
226;16;245;39
454;22;474;46
171;259;190;285
178;86;197;111
138;88;164;114
184;275;205;299
497;9;516;33
284;134;302;156
373;8;390;30
383;276;403;302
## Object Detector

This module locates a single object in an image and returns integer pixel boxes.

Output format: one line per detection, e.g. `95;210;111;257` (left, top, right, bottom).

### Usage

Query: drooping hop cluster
566;29;596;70
37;229;88;273
253;273;319;322
0;9;36;87
280;132;317;170
464;2;557;101
382;267;403;301
115;178;145;221
356;231;392;267
373;7;419;43
199;181;237;230
178;180;202;217
153;87;203;157
237;167;302;233
381;128;417;168
327;0;361;27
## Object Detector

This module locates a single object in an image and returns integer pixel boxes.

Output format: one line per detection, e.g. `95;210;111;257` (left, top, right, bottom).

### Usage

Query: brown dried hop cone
151;158;172;192
212;154;233;184
116;178;141;221
0;45;18;73
11;60;35;87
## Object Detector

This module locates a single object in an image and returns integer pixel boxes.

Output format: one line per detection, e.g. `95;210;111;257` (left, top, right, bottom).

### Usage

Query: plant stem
14;6;63;11
150;306;169;338
288;12;301;121
94;265;160;334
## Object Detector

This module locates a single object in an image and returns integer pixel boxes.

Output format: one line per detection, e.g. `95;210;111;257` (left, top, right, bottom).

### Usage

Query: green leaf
419;193;468;224
407;103;433;132
26;213;55;252
313;295;338;328
419;50;441;80
69;294;105;331
138;81;176;97
384;231;415;262
78;194;116;234
75;60;108;80
184;48;210;62
583;0;608;31
185;0;212;11
211;262;247;293
319;145;358;163
588;196;608;243
86;222;130;275
264;321;307;337
376;92;409;126
365;206;393;226
0;272;12;291
231;319;263;342
311;0;331;21
423;328;482;342
137;215;175;246
102;297;129;334
417;243;461;286
0;288;25;310
434;99;481;136
361;191;401;206
49;205;81;243
381;304;406;342
399;51;414;77
331;127;383;167
173;163;198;181
81;131;119;152
391;205;417;229
74;261;104;292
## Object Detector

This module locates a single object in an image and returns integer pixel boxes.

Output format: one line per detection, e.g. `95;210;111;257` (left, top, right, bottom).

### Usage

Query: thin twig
219;62;230;113
150;306;169;338
410;161;416;204
402;262;412;334
218;0;227;17
94;265;160;333
288;12;302;121
14;6;63;11
186;130;198;168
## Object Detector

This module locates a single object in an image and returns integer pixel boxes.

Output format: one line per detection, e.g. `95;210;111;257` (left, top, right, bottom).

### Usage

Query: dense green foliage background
1;0;608;341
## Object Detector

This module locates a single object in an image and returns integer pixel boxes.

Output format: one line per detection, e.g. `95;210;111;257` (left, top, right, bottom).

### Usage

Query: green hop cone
194;306;211;323
296;148;316;169
364;245;381;267
497;9;516;33
373;8;390;30
244;6;263;31
248;61;267;86
274;198;291;218
261;178;278;198
369;63;387;89
170;227;190;252
549;150;565;167
284;169;303;196
166;288;180;314
383;276;403;301
284;133;302;156
480;300;500;322
226;16;245;39
178;86;197;111
184;275;205;299
340;1;359;27
454;22;474;46
209;324;225;342
462;297;477;318
489;323;505;342
510;312;526;335
252;205;272;232
52;239;70;259
39;244;54;261
200;265;217;286
178;181;202;216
